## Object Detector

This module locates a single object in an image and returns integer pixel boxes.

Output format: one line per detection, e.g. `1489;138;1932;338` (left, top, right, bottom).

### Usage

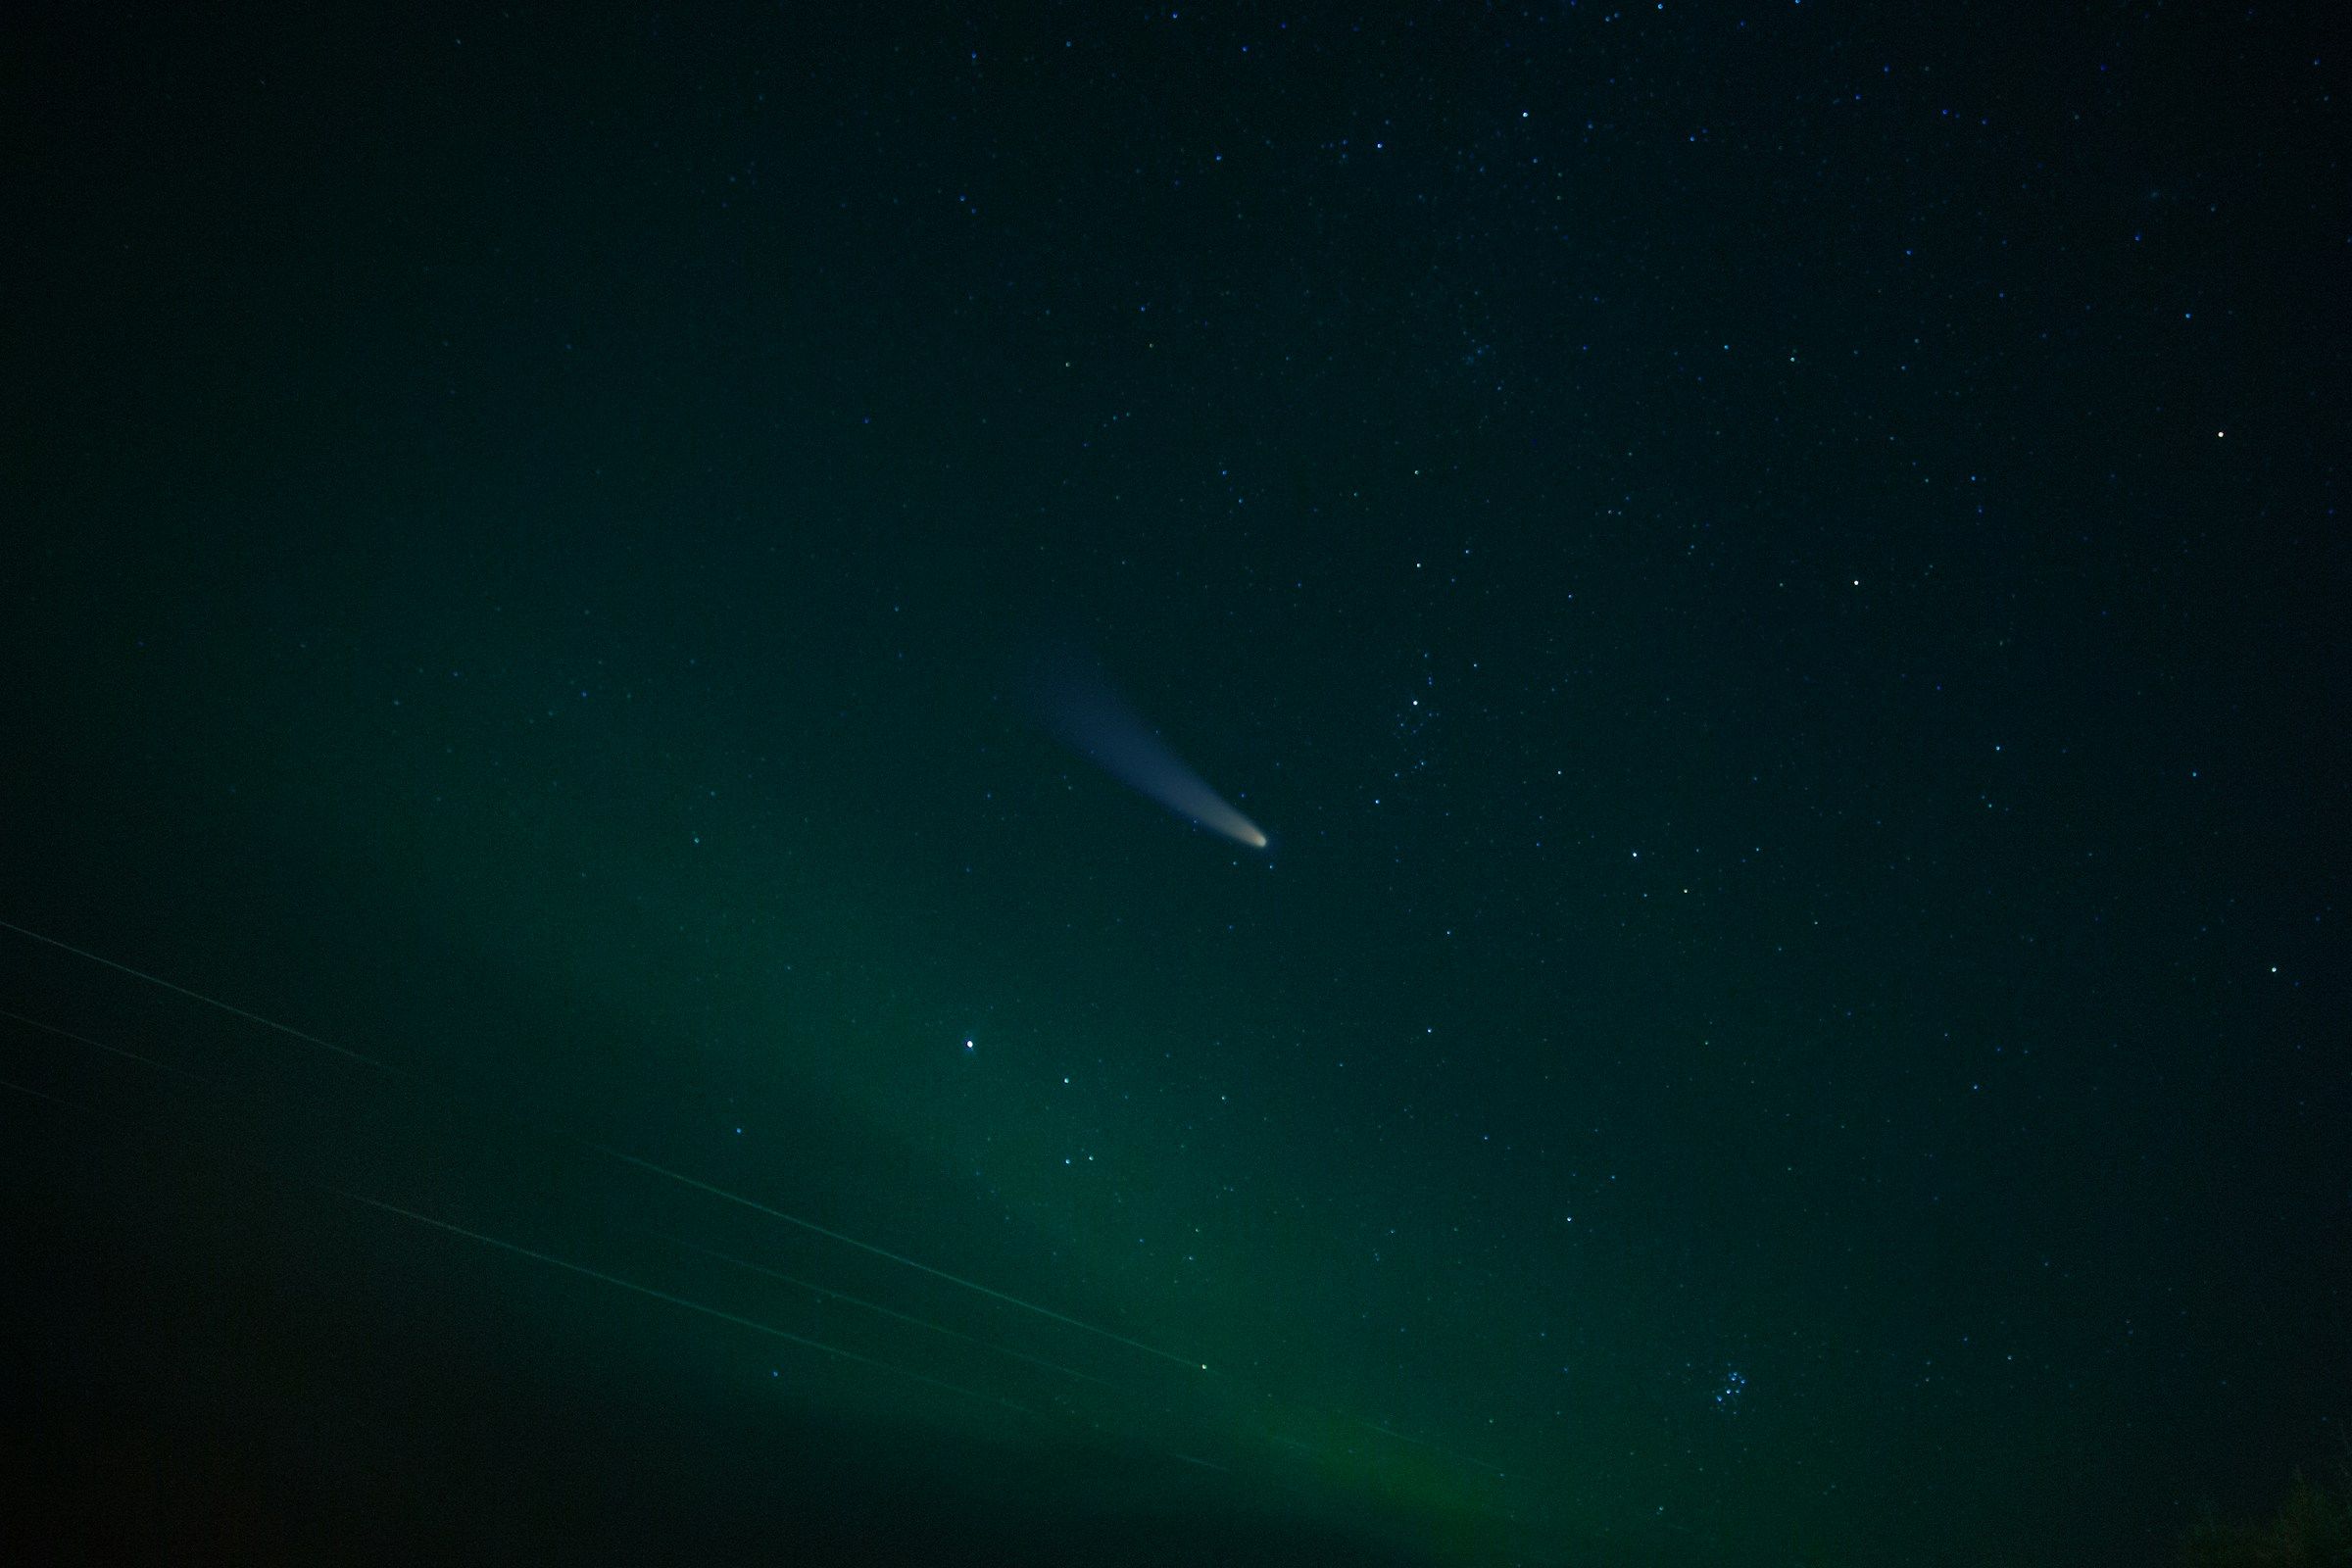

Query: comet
1034;657;1267;849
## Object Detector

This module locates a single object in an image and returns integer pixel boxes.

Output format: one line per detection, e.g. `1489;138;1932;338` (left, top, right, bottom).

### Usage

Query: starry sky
3;5;2345;1565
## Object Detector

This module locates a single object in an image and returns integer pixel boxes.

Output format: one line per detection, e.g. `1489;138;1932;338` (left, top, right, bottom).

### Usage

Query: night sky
4;5;2345;1565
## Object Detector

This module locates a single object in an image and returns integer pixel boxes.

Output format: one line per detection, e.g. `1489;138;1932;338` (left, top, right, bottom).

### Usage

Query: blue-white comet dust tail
1037;662;1267;849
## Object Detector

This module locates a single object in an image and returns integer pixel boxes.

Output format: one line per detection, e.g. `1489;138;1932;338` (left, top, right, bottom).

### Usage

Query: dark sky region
2;5;2344;1565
